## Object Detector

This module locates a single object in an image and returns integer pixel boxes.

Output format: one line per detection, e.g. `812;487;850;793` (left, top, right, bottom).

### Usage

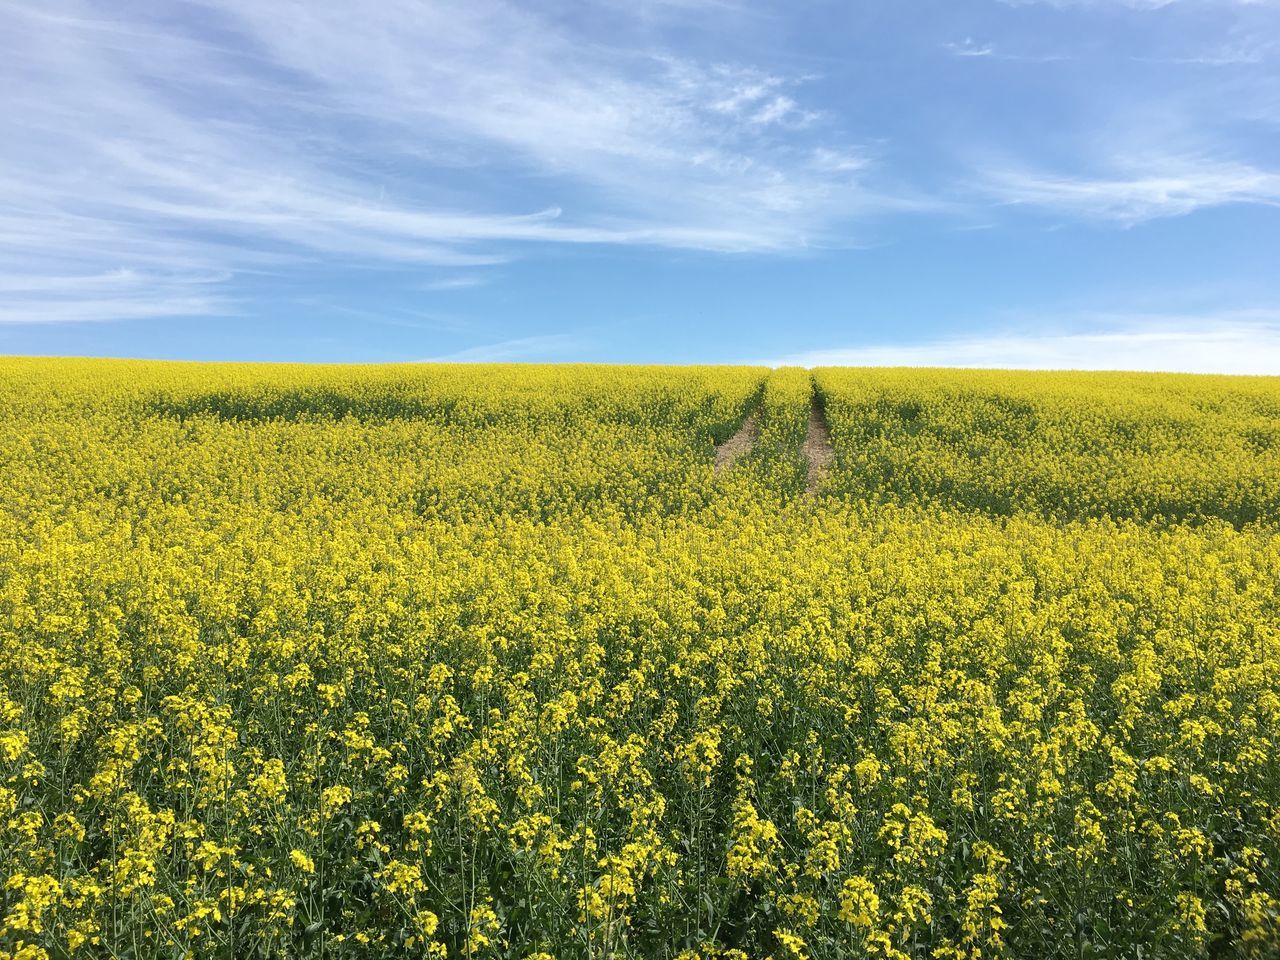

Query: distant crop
1;359;1277;959
815;367;1280;526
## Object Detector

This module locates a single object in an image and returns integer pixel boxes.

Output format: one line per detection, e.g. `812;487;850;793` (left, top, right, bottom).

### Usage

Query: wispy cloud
4;0;1278;338
421;334;587;363
0;295;228;326
943;38;1072;61
1133;45;1268;65
980;154;1280;222
944;39;997;58
1001;1;1266;9
773;311;1280;375
0;0;903;323
416;275;492;292
0;266;233;325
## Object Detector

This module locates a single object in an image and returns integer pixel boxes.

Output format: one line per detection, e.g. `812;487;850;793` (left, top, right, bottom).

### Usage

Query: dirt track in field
714;411;759;471
803;394;834;495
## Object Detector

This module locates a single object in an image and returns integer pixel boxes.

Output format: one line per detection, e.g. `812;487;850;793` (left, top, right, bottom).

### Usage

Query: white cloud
772;312;1280;375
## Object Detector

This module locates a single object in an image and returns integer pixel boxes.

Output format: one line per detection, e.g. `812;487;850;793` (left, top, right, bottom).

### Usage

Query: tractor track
713;410;759;471
803;392;834;495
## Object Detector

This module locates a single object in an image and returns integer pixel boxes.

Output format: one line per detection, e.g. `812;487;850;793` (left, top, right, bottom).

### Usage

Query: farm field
1;358;1279;959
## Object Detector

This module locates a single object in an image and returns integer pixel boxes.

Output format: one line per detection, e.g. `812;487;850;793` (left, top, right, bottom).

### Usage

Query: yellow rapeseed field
1;358;1278;959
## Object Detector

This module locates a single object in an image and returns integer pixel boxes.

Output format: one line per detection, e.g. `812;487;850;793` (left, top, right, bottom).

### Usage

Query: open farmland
1;358;1279;959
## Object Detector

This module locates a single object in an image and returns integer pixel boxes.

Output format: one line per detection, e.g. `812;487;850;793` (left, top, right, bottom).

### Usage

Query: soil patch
803;395;835;495
714;412;759;471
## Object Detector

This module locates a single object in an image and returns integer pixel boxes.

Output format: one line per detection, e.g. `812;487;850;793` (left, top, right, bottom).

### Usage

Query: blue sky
3;0;1280;371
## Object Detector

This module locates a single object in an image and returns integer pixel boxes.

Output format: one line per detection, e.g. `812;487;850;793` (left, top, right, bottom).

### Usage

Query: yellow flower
320;784;353;818
774;928;808;959
838;876;880;928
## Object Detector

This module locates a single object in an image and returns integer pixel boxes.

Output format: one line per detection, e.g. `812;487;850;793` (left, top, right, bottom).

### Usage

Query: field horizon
8;355;1280;379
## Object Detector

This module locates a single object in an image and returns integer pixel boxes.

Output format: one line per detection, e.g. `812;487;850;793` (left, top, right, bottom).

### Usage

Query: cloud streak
945;39;998;57
421;334;587;364
1002;1;1271;9
774;312;1280;375
979;153;1280;222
